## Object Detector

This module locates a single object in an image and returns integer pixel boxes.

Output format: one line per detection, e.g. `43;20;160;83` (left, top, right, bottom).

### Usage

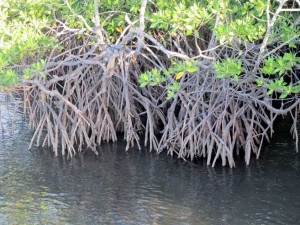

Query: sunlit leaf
279;92;288;99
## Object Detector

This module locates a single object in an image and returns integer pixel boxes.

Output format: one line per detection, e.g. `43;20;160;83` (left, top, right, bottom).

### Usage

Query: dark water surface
0;98;300;225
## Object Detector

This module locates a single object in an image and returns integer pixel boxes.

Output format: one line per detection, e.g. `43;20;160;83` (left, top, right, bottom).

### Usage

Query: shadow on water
0;95;300;225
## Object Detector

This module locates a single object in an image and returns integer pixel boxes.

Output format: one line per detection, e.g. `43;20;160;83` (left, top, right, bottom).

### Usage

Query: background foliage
1;0;299;97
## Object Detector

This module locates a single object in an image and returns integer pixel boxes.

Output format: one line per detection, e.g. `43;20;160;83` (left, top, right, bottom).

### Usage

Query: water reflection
0;95;300;224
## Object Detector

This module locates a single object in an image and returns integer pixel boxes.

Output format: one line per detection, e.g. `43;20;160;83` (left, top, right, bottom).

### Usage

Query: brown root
21;22;300;167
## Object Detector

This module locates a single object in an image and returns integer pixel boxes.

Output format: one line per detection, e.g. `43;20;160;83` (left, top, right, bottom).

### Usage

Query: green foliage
264;77;300;99
166;81;180;100
214;0;267;43
139;68;166;88
260;57;277;75
149;0;269;42
139;60;198;99
150;2;210;36
266;77;287;95
271;12;300;48
259;53;300;98
0;0;57;67
0;0;61;91
96;0;141;40
146;0;300;99
23;59;47;79
170;60;198;74
1;0;299;100
0;69;20;90
214;59;244;81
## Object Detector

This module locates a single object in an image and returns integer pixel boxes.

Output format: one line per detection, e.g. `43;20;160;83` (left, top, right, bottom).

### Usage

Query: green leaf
267;89;274;95
166;90;174;100
216;73;225;78
173;81;180;90
40;72;46;79
185;61;193;67
169;81;180;90
186;29;193;36
233;75;238;82
256;79;263;86
139;81;147;87
186;67;198;73
152;68;159;76
279;92;288;99
149;82;158;86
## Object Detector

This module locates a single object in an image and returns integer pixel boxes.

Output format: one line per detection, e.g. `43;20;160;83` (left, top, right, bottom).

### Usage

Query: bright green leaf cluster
265;77;300;99
215;0;267;43
139;60;198;99
139;68;166;88
260;53;300;76
259;52;300;98
0;0;57;68
169;60;198;75
276;22;299;49
150;2;210;36
166;81;180;100
214;59;244;81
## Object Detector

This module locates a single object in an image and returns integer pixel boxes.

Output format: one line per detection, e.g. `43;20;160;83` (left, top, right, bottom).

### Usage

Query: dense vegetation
1;0;300;167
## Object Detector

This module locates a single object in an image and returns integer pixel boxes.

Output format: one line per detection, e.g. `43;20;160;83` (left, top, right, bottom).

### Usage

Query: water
0;97;300;225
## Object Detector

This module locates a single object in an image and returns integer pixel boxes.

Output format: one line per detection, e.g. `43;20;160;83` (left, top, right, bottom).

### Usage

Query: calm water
0;97;300;225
